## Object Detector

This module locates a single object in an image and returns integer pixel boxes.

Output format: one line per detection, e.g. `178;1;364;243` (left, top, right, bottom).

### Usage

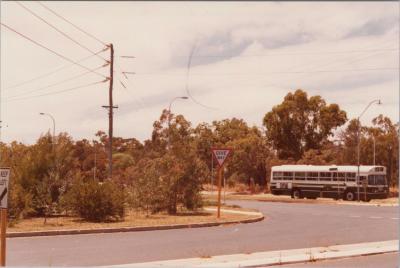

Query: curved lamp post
39;112;56;150
167;96;188;148
357;99;381;201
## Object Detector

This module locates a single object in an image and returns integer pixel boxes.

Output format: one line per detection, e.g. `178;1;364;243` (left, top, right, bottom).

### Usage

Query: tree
263;89;347;160
226;127;270;187
131;110;207;214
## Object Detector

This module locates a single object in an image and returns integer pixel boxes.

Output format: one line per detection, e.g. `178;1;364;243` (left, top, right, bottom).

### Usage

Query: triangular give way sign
212;148;232;167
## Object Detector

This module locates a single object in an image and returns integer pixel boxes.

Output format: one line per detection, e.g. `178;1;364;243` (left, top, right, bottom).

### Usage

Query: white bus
269;165;388;201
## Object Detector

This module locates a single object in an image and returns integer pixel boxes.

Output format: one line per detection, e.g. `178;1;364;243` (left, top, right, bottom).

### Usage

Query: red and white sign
212;148;232;167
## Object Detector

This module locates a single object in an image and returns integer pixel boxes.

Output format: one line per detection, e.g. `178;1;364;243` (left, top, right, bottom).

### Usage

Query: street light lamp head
39;112;44;115
181;96;189;100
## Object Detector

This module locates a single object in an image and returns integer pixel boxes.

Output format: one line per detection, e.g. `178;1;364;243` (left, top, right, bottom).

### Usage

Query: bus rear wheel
344;191;356;201
292;189;301;199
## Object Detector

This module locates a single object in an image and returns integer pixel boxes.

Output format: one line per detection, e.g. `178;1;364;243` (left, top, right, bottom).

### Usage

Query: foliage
64;175;125;222
263;89;347;160
0;89;398;223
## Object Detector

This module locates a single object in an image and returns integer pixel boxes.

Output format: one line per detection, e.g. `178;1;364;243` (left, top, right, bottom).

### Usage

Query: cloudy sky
1;1;399;144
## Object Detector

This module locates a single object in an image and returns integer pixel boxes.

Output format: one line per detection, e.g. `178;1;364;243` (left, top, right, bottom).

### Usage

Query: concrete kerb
224;195;398;207
110;240;399;268
7;209;264;238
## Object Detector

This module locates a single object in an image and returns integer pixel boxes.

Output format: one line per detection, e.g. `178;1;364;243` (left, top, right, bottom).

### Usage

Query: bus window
273;172;283;181
375;175;386;185
368;175;375;185
294;172;306;180
337;172;345;181
359;176;367;185
346;172;356;182
283;172;293;180
319;172;332;181
332;173;337;181
306;172;318;181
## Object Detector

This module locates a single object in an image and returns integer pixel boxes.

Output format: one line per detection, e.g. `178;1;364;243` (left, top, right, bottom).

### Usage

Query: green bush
65;177;125;222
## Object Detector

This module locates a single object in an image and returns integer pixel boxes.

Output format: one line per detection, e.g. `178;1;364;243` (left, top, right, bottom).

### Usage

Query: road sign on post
0;168;10;267
211;148;232;218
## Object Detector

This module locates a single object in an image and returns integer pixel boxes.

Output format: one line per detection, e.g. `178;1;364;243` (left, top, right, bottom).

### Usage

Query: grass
8;208;254;233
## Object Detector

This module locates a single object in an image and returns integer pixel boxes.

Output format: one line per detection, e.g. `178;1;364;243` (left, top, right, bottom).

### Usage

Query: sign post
211;148;231;218
0;168;10;267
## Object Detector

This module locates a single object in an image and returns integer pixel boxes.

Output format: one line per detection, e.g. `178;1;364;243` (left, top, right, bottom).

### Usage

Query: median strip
7;208;264;238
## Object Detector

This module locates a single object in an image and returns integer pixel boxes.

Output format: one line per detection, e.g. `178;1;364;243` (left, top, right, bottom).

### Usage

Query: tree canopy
263;89;347;160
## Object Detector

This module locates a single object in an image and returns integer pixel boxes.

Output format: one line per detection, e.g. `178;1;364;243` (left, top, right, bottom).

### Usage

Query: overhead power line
6;64;108;98
186;43;218;111
186;48;399;58
0;22;107;79
37;1;107;47
16;1;108;62
5;79;108;102
4;47;108;91
135;67;398;76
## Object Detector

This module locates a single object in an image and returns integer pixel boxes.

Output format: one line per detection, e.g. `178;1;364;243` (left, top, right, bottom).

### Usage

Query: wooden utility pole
108;44;114;179
102;44;117;179
0;209;6;266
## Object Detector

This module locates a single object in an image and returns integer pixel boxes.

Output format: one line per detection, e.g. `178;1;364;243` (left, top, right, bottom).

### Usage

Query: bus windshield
368;175;387;185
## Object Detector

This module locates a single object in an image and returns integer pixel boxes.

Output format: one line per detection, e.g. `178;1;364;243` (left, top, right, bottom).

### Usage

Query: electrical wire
185;43;218;111
16;1;108;62
134;67;398;76
114;59;146;109
3;47;108;91
6;64;108;98
37;1;107;47
5;80;108;102
0;22;107;79
185;48;398;58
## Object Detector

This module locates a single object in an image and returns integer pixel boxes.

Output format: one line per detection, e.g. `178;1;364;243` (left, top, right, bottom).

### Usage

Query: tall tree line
1;89;398;221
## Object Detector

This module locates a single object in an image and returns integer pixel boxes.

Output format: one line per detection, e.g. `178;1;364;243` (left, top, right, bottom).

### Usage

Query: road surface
8;200;398;266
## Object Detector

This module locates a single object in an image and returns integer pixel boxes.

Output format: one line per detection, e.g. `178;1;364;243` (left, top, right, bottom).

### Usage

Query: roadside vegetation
1;89;398;226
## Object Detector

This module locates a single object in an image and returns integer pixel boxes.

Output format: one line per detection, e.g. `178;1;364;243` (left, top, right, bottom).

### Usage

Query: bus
269;165;388;201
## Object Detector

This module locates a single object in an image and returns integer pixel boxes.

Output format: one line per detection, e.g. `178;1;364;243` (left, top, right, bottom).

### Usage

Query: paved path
8;200;398;266
271;252;399;268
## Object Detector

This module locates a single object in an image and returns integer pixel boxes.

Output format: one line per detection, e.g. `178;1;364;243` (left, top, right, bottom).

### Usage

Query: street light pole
39;112;56;151
167;96;188;149
373;136;376;166
356;99;381;201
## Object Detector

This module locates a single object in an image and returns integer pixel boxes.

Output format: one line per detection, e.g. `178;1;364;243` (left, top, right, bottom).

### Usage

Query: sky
0;1;399;144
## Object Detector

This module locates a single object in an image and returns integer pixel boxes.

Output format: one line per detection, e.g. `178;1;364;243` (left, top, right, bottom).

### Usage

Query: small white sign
212;149;231;167
0;168;10;209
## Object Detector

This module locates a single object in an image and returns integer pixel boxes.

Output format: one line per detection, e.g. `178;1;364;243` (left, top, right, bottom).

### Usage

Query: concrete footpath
111;240;399;268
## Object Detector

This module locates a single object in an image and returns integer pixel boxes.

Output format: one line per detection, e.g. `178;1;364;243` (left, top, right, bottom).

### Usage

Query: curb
225;196;398;207
7;210;264;238
111;240;398;267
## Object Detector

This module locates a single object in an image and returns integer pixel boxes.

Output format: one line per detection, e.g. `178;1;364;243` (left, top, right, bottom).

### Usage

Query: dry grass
8;208;253;233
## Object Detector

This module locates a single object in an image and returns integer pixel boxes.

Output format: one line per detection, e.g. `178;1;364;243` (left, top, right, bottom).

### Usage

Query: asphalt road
271;252;399;268
8;200;399;266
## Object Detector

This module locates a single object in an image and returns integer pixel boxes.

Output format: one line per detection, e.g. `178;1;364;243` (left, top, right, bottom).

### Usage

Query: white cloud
1;1;398;144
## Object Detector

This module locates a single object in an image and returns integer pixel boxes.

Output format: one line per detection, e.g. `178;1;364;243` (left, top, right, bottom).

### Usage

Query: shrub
65;177;125;222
